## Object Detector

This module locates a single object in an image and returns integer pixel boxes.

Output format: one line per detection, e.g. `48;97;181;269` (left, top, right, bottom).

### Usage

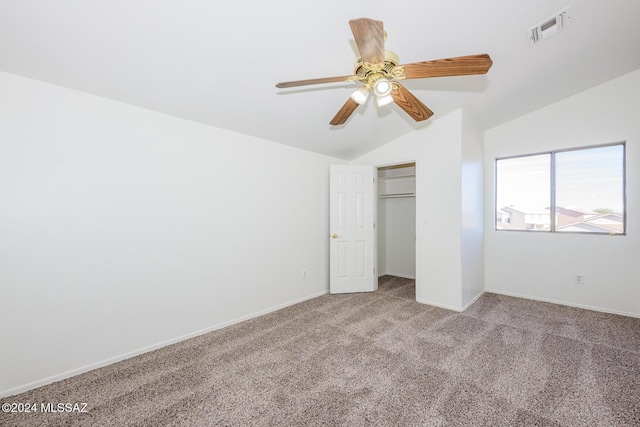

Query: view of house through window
496;143;625;234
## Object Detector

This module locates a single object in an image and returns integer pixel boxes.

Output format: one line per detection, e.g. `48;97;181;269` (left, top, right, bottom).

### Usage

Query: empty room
1;1;638;425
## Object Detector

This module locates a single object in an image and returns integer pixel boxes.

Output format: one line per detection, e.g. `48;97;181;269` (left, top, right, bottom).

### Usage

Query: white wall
0;71;345;396
484;69;640;317
460;110;485;307
354;110;484;311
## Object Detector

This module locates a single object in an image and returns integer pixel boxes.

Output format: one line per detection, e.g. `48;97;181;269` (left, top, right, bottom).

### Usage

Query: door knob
331;234;339;239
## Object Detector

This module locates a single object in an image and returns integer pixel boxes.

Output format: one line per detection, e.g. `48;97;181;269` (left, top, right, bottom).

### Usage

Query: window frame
495;141;626;235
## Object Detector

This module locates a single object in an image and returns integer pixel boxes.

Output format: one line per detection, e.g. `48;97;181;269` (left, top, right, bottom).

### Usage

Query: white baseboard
416;290;484;313
461;290;485;312
1;289;329;398
415;298;462;312
485;288;640;319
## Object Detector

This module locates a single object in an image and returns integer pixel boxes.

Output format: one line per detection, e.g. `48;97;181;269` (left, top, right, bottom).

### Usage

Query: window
496;143;625;234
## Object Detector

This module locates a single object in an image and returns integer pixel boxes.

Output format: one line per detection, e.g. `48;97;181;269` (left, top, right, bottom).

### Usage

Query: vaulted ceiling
1;1;639;160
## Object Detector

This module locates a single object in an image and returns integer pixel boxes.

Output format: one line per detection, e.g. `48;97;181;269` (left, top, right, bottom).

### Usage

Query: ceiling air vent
528;6;571;46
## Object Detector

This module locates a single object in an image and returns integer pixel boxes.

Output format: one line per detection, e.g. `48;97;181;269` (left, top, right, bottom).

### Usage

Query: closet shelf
378;174;415;181
379;192;416;199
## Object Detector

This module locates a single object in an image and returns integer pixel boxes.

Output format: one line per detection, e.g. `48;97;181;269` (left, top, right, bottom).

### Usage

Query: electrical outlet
301;269;308;279
574;273;584;284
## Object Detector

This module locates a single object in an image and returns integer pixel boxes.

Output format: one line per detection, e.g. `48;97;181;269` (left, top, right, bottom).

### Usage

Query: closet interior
377;163;416;281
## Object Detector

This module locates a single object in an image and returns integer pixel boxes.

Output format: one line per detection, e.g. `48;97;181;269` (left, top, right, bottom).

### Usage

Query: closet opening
376;162;416;301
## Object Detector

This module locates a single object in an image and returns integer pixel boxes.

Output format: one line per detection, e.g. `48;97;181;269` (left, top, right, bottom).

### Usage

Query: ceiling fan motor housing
353;50;400;80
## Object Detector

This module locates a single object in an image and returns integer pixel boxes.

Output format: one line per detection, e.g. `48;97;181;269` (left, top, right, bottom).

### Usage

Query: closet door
329;165;376;294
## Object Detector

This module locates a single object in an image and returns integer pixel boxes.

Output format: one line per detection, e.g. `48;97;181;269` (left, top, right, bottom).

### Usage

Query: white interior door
329;164;376;294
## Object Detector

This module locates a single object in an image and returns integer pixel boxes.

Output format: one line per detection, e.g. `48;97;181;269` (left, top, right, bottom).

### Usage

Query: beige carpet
2;276;639;426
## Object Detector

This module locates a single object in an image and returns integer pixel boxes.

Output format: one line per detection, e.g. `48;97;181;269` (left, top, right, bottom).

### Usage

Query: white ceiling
1;1;639;160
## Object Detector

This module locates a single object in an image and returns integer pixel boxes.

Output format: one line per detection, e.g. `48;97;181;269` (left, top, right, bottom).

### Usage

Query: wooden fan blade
330;97;360;126
401;54;493;79
276;75;354;89
349;18;385;65
391;84;434;122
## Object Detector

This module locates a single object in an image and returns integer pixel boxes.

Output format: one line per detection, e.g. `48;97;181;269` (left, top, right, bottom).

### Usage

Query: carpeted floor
2;276;639;426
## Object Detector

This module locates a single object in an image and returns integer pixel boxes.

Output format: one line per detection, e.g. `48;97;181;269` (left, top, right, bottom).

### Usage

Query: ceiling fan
276;18;493;125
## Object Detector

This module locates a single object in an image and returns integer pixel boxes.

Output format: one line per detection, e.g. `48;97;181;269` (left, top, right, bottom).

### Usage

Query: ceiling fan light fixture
350;86;370;105
373;78;392;97
376;93;394;107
